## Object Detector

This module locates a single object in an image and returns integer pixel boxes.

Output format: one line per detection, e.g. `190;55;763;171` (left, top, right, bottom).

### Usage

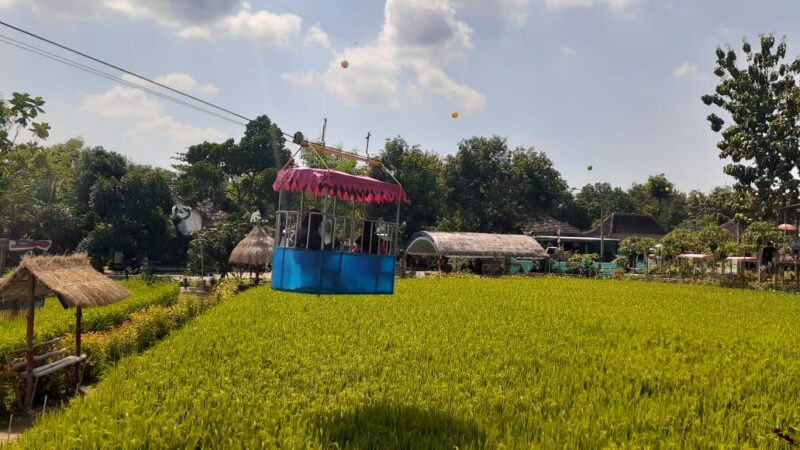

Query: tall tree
576;183;636;228
371;137;447;239
175;115;290;218
702;35;800;217
628;175;686;229
443;137;569;233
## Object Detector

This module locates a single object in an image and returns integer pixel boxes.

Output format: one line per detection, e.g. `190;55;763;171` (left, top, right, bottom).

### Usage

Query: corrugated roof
406;232;547;259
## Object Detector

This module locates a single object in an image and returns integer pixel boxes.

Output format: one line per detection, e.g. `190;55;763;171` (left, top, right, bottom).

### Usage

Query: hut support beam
24;275;35;412
74;306;82;393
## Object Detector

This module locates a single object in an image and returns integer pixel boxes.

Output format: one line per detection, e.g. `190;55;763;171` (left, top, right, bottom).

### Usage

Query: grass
11;277;800;448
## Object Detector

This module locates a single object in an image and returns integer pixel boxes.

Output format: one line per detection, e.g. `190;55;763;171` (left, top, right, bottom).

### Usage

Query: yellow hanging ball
340;60;349;69
664;186;671;193
451;111;459;119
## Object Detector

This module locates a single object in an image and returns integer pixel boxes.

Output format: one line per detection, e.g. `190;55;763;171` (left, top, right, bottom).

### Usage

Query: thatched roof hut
0;254;130;411
229;226;274;267
0;254;130;312
405;232;547;259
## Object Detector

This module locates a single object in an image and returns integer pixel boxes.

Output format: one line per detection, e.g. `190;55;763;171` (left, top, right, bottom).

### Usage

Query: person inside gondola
295;210;323;250
353;221;387;254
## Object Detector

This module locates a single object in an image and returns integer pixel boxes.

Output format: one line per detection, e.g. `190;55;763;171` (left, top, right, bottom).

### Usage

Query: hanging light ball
664;186;671;193
451;111;459;119
586;165;593;171
340;60;349;69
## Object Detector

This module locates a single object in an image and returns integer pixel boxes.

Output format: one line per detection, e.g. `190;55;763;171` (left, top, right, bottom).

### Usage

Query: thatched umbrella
228;226;274;285
0;254;130;411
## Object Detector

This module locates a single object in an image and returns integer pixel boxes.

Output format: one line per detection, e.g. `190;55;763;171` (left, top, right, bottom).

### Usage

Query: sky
1;0;799;192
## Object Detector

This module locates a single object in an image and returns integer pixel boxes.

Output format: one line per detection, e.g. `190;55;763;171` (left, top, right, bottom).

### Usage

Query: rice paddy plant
11;277;800;448
0;280;179;355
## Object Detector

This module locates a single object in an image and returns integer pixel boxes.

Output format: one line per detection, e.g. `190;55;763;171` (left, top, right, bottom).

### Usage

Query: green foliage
567;252;599;275
175;115;290;218
0;93;49;152
619;236;657;265
0;140;84;251
77;159;175;267
575;182;636;229
371;137;448;239
702;35;800;217
685;187;749;226
742;221;783;248
443;137;569;232
659;227;703;259
12;278;800;448
186;220;251;276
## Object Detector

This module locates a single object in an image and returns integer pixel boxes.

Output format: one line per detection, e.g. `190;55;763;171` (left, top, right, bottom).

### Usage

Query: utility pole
321;118;327;147
599;202;605;262
365;132;371;158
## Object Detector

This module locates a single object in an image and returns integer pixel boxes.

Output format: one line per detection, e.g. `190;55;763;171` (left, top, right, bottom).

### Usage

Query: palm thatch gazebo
0;254;130;411
229;226;274;285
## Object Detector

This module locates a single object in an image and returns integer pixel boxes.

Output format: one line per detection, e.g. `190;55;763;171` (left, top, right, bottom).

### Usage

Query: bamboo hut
0;254;130;411
229;226;274;284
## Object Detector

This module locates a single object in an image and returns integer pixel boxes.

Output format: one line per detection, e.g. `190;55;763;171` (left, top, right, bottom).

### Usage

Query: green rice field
11;277;800;448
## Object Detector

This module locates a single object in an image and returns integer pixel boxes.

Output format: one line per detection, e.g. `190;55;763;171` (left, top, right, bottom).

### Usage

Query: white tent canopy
405;232;547;259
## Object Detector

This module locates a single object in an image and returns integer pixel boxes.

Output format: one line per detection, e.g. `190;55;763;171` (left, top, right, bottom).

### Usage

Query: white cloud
295;0;485;111
304;24;331;48
7;0;302;44
282;71;320;88
176;26;212;39
544;0;593;8
123;116;227;143
544;0;642;17
456;0;530;26
220;8;302;45
80;80;229;162
105;0;240;25
561;45;577;57
153;73;219;96
80;85;161;119
672;62;708;81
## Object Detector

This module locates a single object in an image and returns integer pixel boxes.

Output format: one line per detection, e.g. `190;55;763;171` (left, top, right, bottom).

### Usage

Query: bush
72;278;240;381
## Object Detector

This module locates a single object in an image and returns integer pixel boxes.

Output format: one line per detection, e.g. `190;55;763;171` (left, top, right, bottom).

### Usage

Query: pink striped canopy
273;168;407;205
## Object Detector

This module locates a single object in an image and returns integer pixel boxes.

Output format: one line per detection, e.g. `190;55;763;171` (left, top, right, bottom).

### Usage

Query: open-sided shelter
229;225;275;284
406;232;547;260
0;254;129;411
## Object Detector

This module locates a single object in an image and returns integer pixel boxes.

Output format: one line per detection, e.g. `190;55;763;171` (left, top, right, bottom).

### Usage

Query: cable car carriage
271;138;406;295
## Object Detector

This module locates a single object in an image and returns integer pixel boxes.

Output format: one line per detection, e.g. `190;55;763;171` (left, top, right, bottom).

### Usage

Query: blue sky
1;0;798;192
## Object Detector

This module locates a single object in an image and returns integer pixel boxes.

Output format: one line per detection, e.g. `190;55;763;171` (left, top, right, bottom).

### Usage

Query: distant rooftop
583;213;666;240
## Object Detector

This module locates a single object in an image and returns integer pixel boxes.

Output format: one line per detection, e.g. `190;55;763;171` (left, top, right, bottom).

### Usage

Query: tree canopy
702;35;800;217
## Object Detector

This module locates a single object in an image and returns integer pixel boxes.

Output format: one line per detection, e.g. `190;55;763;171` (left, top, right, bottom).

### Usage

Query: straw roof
406;232;547;259
0;254;130;311
228;226;275;267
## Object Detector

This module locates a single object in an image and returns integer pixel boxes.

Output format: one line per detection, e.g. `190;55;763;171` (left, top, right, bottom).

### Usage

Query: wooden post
24;274;35;412
254;267;260;286
0;245;7;276
74;306;82;393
